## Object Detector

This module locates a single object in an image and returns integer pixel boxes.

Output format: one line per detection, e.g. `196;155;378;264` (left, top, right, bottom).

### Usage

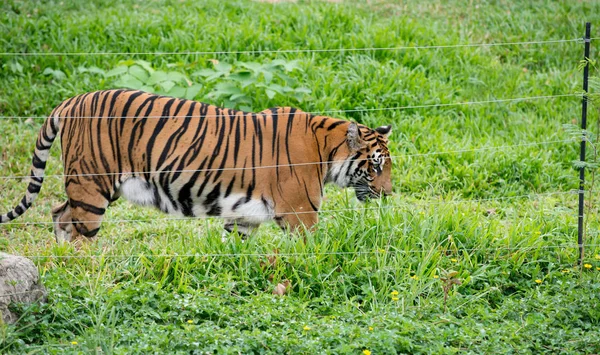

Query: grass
1;0;600;353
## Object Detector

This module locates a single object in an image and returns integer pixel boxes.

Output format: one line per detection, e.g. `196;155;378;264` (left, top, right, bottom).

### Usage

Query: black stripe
69;199;106;215
20;196;31;208
27;183;41;194
224;176;236;197
327;120;346;131
31;153;46;169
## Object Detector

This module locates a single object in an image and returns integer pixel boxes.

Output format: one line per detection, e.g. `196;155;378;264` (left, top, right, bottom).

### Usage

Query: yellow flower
433;275;439;279
303;325;311;331
410;275;418;280
584;263;592;269
368;326;374;331
392;297;399;301
187;320;193;324
451;258;458;262
390;290;399;296
363;350;371;355
595;254;600;260
71;341;78;345
561;269;570;273
535;279;542;284
597;267;600;271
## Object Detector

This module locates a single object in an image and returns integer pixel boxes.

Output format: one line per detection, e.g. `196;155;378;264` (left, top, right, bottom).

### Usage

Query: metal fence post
578;22;591;265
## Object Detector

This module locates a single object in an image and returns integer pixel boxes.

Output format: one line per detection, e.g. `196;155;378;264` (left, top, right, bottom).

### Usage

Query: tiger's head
327;122;393;202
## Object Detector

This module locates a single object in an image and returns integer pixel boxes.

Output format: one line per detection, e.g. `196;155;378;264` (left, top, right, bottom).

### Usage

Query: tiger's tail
0;114;60;224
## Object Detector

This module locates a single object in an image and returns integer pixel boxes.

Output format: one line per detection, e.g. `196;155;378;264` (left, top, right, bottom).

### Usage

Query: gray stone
0;252;46;324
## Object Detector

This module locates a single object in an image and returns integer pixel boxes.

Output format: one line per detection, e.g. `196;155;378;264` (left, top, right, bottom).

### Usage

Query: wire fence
0;93;588;120
0;35;597;272
0;190;576;226
0;138;572;180
0;37;588;57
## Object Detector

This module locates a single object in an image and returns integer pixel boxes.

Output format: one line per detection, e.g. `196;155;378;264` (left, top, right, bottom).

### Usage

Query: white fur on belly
220;194;274;224
119;178;155;207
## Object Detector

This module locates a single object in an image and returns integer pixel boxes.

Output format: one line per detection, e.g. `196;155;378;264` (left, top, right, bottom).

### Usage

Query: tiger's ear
375;125;392;138
347;122;364;151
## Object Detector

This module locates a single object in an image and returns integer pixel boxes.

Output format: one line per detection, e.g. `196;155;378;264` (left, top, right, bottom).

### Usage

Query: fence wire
0;138;572;180
0;190;576;226
0;93;587;120
0;38;586;57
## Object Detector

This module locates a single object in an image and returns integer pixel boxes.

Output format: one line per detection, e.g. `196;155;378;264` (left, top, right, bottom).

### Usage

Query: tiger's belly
117;177;275;225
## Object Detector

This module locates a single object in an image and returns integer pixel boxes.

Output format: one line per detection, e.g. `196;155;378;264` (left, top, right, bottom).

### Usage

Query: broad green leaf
267;83;285;94
146;70;168;85
129;65;150;83
265;89;276;99
9;61;23;74
214;83;242;96
105;65;129;77
159;80;176;92
263;70;273;84
238;62;262;74
192;69;217;77
230;93;248;101
134;60;155;74
167;86;186;99
114;73;144;89
166;71;188;83
140;85;154;92
184;84;203;100
229;71;252;82
214;62;232;74
118;59;136;67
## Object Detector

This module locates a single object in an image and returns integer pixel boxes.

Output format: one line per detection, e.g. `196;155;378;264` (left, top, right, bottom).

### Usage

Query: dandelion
584;263;592;269
595;254;600;260
392;297;399;301
303;325;311;331
363;350;372;355
451;258;458;262
390;290;399;296
368;326;374;331
561;269;570;273
410;275;418;280
535;279;542;284
433;275;439;279
70;341;78;345
187;320;193;324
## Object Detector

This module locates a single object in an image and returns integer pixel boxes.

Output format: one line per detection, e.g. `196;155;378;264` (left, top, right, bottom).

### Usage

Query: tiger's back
1;89;393;242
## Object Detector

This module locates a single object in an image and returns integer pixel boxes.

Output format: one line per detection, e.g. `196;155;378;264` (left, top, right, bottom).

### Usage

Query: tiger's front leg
223;219;259;240
52;201;73;243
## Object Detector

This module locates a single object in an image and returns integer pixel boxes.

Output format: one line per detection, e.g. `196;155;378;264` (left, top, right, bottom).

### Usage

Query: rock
0;253;47;324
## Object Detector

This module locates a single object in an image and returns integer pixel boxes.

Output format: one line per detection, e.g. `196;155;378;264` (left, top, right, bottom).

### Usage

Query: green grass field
1;0;600;353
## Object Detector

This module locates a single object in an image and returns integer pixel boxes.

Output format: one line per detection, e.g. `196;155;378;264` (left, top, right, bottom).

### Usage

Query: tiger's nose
378;184;393;197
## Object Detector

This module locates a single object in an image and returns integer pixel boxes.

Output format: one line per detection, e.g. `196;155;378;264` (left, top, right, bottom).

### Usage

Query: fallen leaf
272;279;290;296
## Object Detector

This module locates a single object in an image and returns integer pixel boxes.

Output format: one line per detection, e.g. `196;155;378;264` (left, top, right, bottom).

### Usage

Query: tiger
1;89;392;242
